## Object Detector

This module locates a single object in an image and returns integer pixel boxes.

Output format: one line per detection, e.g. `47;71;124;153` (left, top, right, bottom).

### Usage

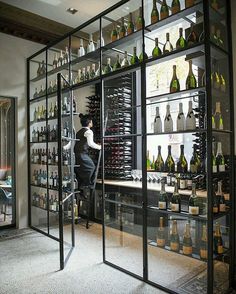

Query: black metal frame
27;0;235;292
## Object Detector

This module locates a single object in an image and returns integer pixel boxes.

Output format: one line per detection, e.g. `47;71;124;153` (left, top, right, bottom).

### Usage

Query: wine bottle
95;61;103;76
121;51;130;67
171;181;181;212
220;72;226;93
151;0;159;24
155;146;164;172
104;58;113;74
157;217;165;247
183;223;193;256
154;106;162;133
53;53;58;69
187;24;198;46
176;28;187;49
200;225;207;260
212;147;217;173
217;181;226;213
190;144;201;173
119;17;126;38
64;46;69;64
159;180;168;210
78;39;85;57
186;60;197;89
111;23;118;42
177;145;188;173
170;220;180;252
164;145;175;172
214;222;223;255
58;50;64;67
96;32;105;49
216;142;225;172
213;183;219;214
90;64;96;79
146;150;152;170
216;29;224;47
185;101;196;130
176;102;185;131
163;33;173;54
170;65;180;93
127;13;134;35
136;7;143;31
33;88;38;99
214;102;224;130
152;38;162;58
185;0;195;8
130;47;139;65
164;104;173;132
188;183;200;215
171;0;181;15
211;0;219;10
210;25;218;44
211;61;221;89
160;0;169;20
88;34;95;52
85;65;90;80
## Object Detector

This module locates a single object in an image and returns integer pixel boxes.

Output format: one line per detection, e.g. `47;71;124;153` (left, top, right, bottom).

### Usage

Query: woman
73;113;101;188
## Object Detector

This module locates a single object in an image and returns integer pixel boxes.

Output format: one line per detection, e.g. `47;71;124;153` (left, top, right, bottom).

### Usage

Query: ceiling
0;0;120;28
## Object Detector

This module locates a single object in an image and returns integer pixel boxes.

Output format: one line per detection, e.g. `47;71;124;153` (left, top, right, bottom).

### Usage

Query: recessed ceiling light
67;7;78;14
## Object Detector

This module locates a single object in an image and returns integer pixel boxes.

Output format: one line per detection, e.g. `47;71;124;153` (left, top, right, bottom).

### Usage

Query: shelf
145;2;203;35
146;87;205;103
30;115;69;125
104;198;142;209
102;63;141;81
103;133;142;139
146;43;205;67
30;141;58;144
71;76;100;90
32;204;59;214
31;63;69;83
31;184;59;191
146;128;206;136
71;48;100;66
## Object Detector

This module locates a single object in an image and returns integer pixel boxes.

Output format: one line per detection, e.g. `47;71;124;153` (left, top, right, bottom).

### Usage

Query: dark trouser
75;153;95;187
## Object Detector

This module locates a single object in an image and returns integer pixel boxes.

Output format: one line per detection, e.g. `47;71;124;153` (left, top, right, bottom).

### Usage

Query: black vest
74;128;89;155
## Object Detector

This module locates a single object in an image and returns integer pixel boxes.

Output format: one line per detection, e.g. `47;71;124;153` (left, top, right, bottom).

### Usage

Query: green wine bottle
111;23;118;42
139;50;148;62
170;65;180;93
186;60;197;89
200;225;207;260
147;150;151;170
164;145;175;172
187;24;199;46
160;0;169;20
104;58;113;74
155;145;164;172
127;12;134;35
188;183;200;215
152;38;162;58
130;47;139;65
113;54;121;71
119;17;126;38
183;223;193;256
163;33;173;53
151;0;159;24
171;181;181;212
170;220;180;252
177;145;188;173
214;222;223;255
176;28;187;49
136;7;144;31
190;144;201;173
171;0;181;15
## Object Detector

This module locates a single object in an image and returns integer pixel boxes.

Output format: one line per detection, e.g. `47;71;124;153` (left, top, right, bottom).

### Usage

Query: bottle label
68;211;71;217
212;166;217;173
49;179;53;186
219;165;225;172
157;239;165;247
200;249;208;260
213;206;219;213
219;204;226;212
170;242;179;252
180;179;186;189
159;201;167;210
183;246;193;255
189;206;199;215
171;203;179;212
217;245;224;254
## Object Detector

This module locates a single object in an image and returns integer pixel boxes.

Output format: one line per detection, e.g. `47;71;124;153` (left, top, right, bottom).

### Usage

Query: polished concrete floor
0;223;165;294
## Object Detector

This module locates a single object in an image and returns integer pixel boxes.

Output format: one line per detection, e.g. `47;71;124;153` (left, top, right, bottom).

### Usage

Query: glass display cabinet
27;0;235;291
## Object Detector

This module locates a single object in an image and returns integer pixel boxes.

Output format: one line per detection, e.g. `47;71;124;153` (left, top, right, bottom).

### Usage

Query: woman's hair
79;113;92;127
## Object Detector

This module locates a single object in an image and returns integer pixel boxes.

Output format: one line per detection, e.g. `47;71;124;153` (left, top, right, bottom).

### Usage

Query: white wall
0;33;43;228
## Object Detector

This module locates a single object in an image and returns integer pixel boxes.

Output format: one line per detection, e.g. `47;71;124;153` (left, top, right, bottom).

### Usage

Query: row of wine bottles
32;192;59;211
31;148;73;166
156;219;224;257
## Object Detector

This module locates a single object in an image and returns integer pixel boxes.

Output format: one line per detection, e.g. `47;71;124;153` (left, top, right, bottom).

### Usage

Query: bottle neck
180;146;184;156
159;217;164;228
172;66;177;79
185;224;191;238
172;221;178;234
161;181;165;192
216;143;223;155
188;101;193;112
174;182;178;193
192;183;196;196
166;34;170;42
155;38;159;47
156;107;160;116
215;102;221;114
179;103;183;113
166;105;170;116
217;182;222;195
188;61;193;75
168;146;172;156
158;147;161;156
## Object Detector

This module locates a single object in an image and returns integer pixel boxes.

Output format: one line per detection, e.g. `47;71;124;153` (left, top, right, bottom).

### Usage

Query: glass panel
0;97;15;227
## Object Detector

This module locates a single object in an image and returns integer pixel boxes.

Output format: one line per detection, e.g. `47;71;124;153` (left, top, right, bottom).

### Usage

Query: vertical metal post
46;49;49;235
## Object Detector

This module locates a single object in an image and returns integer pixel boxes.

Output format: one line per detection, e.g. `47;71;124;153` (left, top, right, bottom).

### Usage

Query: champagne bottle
53;53;58;69
96;32;105;49
185;101;196;130
186;60;197;89
213;183;219;214
121;51;130;67
211;61;220;89
78;39;85;57
211;0;219;10
119;17;126;38
88;34;95;52
171;181;181;212
183;223;193;256
152;38;162;58
210;25;218;44
216;142;225;172
200;225;207;260
176;28;187;49
159;180;168;210
151;0;159;24
95;61;104;76
113;54;121;71
163;33;173;54
130;47;139;65
171;0;181;15
176;102;185;131
177;145;188;173
139;50;148;62
188;183;200;215
154;106;162;133
104;58;113;74
217;181;226;212
187;24;198;46
214;102;224;130
164;104;173;132
160;0;169;20
85;65;90;80
147;150;152;170
190;144;201;173
136;7;143;31
212;147;217;173
185;0;195;8
155;145;164;172
220;72;226;93
90;64;96;79
127;13;134;35
214;222;223;254
170;65;180;93
111;23;118;42
151;155;155;170
170;220;180;252
157;217;165;247
164;145;175;172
